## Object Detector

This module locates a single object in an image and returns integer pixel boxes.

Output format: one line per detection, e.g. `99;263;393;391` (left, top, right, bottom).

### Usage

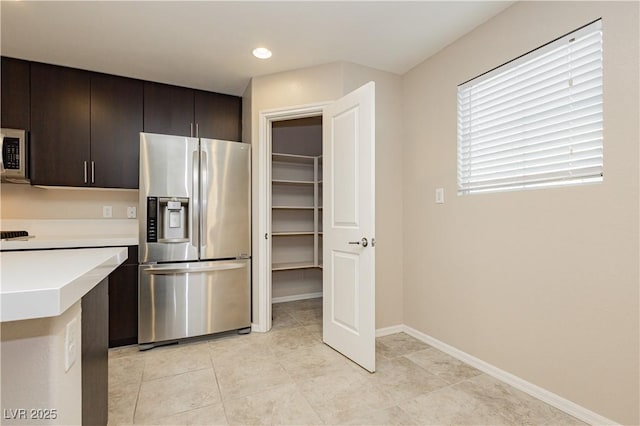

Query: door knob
348;237;368;247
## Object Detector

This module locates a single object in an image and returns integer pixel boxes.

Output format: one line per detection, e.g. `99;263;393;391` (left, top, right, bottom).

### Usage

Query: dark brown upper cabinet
144;82;242;141
30;63;144;188
30;63;91;186
195;90;242;141
7;57;241;188
91;73;143;189
143;82;194;137
1;57;30;130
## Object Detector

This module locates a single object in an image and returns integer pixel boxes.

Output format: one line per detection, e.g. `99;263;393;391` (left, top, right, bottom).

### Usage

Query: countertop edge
1;247;128;322
0;237;138;251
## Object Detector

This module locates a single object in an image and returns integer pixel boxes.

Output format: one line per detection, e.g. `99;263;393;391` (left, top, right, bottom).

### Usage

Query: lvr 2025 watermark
3;408;58;420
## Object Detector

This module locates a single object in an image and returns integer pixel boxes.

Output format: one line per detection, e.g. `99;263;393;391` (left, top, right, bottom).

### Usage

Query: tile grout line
139;364;214;384
130;358;145;424
290;372;327;425
132;345;222;423
209;350;232;425
398;349;484;388
272;320;329;425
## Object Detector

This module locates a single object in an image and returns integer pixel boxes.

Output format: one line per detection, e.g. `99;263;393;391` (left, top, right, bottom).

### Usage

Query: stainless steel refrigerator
138;132;251;349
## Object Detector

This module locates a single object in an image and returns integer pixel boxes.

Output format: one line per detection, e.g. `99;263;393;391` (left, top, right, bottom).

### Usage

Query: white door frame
253;102;330;333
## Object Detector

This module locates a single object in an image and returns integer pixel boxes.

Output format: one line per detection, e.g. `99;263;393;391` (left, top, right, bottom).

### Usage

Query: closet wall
271;117;323;300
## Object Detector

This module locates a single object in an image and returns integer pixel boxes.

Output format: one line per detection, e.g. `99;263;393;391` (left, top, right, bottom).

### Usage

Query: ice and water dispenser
146;196;190;243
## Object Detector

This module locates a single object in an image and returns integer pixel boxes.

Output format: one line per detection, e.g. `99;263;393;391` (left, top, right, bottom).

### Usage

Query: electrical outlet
103;205;113;218
127;206;137;219
64;317;78;372
435;188;445;204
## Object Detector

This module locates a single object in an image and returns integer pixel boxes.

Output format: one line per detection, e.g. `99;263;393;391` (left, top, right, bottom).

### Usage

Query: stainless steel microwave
1;128;29;183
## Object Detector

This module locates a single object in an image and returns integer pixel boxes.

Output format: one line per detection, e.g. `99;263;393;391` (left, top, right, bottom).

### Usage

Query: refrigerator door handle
200;150;208;252
192;150;200;249
143;262;246;275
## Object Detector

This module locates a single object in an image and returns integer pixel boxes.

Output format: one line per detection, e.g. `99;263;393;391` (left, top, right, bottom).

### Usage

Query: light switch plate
103;205;113;218
435;188;445;204
127;206;137;219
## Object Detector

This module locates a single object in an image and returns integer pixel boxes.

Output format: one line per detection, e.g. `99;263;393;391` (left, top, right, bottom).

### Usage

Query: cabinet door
30;63;90;186
1;57;30;130
108;246;138;348
194;90;242;141
108;265;139;347
143;81;194;137
91;73;143;189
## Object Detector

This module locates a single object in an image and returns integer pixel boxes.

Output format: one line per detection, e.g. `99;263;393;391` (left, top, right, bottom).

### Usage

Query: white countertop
0;247;128;322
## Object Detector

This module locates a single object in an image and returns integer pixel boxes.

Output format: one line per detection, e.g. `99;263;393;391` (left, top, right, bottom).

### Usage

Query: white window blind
457;20;603;195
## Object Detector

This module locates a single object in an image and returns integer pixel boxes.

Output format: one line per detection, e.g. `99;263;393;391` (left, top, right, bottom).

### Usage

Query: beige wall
1;184;137;219
247;62;404;328
402;2;639;424
1;301;82;425
242;79;253;145
342;62;404;328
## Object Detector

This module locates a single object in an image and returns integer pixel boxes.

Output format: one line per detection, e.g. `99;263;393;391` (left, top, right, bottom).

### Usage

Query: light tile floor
108;298;585;425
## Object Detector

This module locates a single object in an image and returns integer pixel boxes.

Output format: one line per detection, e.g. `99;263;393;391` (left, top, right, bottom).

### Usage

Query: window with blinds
457;20;603;195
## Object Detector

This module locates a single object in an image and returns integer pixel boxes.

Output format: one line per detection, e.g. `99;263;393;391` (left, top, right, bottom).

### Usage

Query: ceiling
0;1;514;96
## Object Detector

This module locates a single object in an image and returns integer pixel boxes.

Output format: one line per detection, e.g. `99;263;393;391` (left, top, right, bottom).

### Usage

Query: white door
322;81;375;372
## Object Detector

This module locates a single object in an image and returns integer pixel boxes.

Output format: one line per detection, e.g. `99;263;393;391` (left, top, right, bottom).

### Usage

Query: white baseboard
251;323;267;333
272;292;322;304
374;324;618;426
375;324;404;337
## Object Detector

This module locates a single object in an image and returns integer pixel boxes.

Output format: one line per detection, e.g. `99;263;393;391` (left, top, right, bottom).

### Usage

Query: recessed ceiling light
252;47;272;59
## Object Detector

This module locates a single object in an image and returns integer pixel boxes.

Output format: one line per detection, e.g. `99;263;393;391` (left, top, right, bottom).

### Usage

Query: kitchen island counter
0;246;127;322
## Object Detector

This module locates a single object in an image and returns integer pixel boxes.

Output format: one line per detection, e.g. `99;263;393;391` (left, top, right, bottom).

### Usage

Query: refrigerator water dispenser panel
147;196;190;243
160;197;189;242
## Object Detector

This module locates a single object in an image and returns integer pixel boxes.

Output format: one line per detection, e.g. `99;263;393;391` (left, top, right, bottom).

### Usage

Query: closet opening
270;116;323;325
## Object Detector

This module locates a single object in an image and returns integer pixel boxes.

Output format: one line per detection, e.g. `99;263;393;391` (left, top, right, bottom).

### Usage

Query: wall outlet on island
64;317;78;372
127;206;137;219
102;206;113;218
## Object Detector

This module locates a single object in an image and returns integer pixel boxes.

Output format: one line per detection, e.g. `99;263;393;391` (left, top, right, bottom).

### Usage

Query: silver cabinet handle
190;123;194;137
349;237;368;247
196;123;199;138
91;161;95;184
83;161;88;183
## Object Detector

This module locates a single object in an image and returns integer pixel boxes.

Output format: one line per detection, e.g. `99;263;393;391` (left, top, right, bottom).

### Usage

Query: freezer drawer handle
144;262;246;275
